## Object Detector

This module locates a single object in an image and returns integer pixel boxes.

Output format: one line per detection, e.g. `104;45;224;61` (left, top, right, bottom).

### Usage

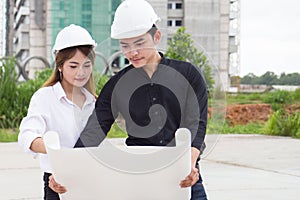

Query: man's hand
48;175;67;194
179;166;199;188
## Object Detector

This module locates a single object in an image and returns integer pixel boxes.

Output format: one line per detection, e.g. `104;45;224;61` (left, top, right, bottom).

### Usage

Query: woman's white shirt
18;82;96;173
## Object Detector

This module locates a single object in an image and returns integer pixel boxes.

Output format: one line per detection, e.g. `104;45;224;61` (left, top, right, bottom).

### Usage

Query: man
51;0;208;199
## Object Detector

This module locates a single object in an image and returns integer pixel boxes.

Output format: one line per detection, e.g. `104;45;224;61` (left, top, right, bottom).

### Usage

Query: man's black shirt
75;54;208;152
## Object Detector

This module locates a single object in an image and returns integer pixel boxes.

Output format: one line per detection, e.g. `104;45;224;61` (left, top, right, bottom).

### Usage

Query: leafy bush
262;90;294;111
0;64;110;129
0;67;51;139
15;69;53;124
294;88;300;101
0;58;19;128
165;27;214;90
94;72;109;95
0;63;52;129
264;110;300;138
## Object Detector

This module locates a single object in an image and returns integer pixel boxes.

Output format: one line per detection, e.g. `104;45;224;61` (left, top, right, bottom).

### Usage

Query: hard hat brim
111;27;152;39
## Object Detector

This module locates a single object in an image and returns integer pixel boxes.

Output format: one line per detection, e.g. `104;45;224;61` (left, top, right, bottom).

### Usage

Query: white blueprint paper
44;128;191;200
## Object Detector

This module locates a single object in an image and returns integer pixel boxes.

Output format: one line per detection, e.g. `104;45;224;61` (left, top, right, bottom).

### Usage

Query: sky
240;0;300;76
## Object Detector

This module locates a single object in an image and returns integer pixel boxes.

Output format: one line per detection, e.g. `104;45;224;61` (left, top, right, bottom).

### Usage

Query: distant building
239;84;272;93
271;85;300;92
8;0;240;90
148;0;240;90
237;84;300;93
11;0;122;78
0;0;5;57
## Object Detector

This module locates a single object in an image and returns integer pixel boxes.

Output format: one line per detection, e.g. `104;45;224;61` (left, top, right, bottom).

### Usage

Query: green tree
278;72;300;85
257;71;278;85
165;27;214;90
242;71;300;85
241;73;258;84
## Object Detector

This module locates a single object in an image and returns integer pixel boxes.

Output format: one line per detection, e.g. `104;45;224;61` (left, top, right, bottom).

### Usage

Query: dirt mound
225;104;273;126
208;103;300;126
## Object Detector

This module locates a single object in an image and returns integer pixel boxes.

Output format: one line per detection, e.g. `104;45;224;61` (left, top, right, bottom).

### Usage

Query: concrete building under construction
8;0;240;90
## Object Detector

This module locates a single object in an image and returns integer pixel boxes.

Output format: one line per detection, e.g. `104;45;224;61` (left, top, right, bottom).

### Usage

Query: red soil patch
208;103;300;126
225;104;272;126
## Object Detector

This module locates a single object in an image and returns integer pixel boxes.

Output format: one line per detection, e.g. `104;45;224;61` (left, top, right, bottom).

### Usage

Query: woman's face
60;49;93;88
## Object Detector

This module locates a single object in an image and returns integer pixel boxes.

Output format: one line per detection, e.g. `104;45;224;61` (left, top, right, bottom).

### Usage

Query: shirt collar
53;82;95;104
158;52;168;66
80;86;96;104
53;82;67;100
134;52;167;78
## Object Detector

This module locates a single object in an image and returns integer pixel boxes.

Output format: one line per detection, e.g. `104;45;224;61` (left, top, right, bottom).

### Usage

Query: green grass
207;120;265;135
2;115;298;143
0;129;18;142
0;123;127;143
221;122;265;134
226;91;300;106
107;123;127;138
226;93;264;105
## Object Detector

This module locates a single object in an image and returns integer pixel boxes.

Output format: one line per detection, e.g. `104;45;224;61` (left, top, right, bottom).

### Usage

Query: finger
186;173;197;182
48;176;56;186
180;174;199;188
48;175;67;193
180;179;192;188
180;167;200;188
180;178;198;188
52;184;67;193
180;175;193;187
55;186;67;193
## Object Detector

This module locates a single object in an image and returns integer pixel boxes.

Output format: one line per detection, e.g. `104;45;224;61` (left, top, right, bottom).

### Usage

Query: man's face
119;32;159;68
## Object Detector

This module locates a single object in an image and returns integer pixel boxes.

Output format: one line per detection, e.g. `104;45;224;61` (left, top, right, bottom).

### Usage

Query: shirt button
152;97;156;101
159;140;163;144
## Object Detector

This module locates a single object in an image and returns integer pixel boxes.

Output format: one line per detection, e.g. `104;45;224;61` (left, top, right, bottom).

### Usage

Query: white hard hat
111;0;160;39
52;24;97;57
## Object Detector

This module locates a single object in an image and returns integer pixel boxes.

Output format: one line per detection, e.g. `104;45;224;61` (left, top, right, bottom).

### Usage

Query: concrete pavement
201;134;300;200
0;142;42;199
1;134;300;200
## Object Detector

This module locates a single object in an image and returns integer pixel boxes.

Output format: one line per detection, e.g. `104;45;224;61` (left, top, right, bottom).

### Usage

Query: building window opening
175;3;182;9
168;2;183;9
175;20;182;26
167;19;183;27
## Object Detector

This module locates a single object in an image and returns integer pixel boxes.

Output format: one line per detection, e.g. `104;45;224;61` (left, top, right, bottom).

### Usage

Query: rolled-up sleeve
183;64;208;151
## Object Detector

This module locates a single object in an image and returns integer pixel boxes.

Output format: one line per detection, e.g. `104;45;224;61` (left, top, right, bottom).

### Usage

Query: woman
18;24;97;200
